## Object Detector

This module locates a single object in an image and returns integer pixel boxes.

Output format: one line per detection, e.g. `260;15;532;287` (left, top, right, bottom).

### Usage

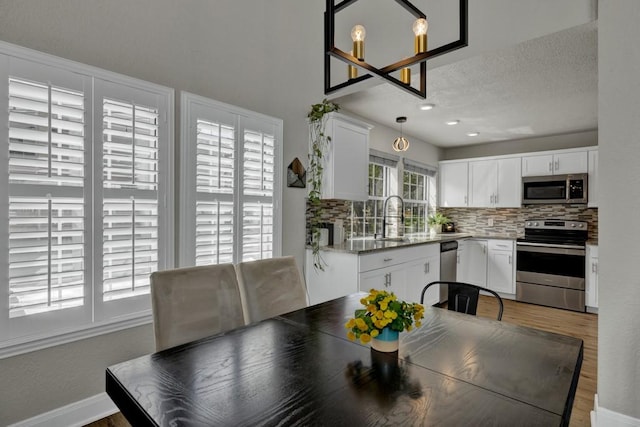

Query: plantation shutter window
180;93;282;267
101;98;160;302
0;46;173;355
2;56;93;342
241;120;276;261
194;118;235;266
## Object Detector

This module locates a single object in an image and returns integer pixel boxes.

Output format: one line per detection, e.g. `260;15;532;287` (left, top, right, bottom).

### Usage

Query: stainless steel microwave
522;174;588;204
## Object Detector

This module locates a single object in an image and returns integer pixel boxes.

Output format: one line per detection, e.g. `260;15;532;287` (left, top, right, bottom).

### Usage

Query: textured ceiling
334;21;597;148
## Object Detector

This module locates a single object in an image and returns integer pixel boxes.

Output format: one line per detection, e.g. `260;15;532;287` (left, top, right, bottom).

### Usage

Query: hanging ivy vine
307;99;340;271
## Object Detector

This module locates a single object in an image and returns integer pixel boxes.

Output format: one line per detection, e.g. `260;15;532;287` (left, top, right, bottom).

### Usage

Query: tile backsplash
306;200;599;243
440;205;598;241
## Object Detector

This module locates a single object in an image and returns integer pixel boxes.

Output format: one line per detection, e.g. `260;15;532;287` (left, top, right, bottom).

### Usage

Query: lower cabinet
586;245;599;310
457;239;516;297
457;239;487;287
305;243;441;305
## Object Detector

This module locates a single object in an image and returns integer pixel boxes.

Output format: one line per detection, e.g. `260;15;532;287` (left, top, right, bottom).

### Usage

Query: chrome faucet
382;195;405;239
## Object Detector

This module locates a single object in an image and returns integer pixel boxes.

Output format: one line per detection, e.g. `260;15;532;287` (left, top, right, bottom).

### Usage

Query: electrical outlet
488;218;494;227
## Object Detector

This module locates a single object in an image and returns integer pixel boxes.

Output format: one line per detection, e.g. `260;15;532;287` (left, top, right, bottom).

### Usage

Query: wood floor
87;297;597;427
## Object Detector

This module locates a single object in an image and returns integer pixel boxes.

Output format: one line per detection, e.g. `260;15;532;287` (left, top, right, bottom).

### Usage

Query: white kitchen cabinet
305;250;359;305
360;264;407;301
586;244;598;310
457;239;487;287
468;158;521;208
588;149;598;208
439;161;468;207
457;239;516;297
486;240;515;294
405;251;441;305
312;113;372;201
305;243;441;305
522;151;588;176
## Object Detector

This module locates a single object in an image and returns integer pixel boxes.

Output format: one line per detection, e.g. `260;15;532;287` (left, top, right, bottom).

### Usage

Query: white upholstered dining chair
150;264;245;351
235;256;308;324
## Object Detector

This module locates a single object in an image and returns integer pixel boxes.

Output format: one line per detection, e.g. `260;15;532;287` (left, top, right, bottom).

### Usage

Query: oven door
516;243;585;290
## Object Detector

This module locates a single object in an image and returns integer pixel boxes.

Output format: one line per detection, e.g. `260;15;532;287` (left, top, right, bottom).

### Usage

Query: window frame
402;169;431;234
0;40;174;358
179;92;282;267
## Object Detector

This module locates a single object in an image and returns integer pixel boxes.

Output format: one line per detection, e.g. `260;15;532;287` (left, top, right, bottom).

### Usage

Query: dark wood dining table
106;293;583;426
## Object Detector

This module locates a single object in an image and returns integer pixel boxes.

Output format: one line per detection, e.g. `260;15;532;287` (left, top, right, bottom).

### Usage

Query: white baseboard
591;394;640;427
8;393;118;427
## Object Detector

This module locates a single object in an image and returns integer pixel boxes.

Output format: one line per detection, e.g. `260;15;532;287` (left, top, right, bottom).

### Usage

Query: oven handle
516;243;585;256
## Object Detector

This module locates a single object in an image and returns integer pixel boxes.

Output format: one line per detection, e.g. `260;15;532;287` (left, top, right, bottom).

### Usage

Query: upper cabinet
468;157;521;208
439;161;469;207
521;151;588;176
312;113;372;201
588;149;598;208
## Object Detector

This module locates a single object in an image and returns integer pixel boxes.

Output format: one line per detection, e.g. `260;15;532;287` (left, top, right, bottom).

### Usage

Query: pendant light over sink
392;116;410;152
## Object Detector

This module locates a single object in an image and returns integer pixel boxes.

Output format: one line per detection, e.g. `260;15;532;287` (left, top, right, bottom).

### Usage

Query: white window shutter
180;93;282;267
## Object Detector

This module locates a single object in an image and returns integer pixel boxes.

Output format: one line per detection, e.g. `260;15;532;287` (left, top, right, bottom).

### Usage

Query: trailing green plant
307;99;340;270
427;212;451;233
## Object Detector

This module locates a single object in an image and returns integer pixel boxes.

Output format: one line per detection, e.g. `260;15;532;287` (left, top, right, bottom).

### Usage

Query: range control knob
526;222;531;226
534;222;539;226
578;223;584;228
571;223;576;228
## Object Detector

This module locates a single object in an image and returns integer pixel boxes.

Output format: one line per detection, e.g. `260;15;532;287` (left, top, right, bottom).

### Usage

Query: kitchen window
351;150;398;237
0;43;173;356
178;92;282;267
403;158;437;235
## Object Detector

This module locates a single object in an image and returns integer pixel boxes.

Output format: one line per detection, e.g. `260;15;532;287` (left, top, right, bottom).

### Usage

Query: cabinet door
554;151;588;175
468;160;496;207
458;240;487;287
405;255;440;305
487;250;515;294
360;266;407;301
522;154;554;176
328;119;369;201
495;158;522;207
305;250;359;305
588;150;598;208
439;162;468;207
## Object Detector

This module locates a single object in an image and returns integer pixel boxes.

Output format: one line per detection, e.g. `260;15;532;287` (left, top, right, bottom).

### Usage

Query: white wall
597;0;640;420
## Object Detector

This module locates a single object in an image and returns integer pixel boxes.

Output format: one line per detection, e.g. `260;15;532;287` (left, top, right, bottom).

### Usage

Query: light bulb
413;18;428;54
412;18;428;36
351;25;366;60
351;25;366;42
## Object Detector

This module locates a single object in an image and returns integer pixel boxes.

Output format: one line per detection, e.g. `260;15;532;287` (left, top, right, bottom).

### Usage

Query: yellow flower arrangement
345;289;425;344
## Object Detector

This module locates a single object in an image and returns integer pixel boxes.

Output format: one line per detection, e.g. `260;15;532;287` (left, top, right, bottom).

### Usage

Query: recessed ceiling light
419;103;435;111
466;132;480;137
446;120;460;126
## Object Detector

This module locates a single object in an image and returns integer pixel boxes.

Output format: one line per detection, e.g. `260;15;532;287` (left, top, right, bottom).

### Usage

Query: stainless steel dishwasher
439;240;458;303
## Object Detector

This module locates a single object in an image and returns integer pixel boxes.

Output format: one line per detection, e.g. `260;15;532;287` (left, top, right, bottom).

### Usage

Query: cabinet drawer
359;246;429;272
488;240;514;251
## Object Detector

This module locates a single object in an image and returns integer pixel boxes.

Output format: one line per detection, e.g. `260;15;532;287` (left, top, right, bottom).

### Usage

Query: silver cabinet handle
457;254;460;264
464;195;468;205
555;159;559;171
424;262;430;274
490;195;494;204
383;258;393;262
592;262;598;273
508;255;512;264
549;161;553;172
494;194;498;204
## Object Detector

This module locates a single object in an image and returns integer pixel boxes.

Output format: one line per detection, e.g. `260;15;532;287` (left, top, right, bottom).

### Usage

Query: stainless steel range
516;219;588;312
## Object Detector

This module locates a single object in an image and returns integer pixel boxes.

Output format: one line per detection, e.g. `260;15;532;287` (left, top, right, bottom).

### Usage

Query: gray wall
598;0;640;418
442;129;597;160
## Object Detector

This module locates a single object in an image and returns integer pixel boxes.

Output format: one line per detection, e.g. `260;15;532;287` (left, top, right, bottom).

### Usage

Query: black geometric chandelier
324;0;468;99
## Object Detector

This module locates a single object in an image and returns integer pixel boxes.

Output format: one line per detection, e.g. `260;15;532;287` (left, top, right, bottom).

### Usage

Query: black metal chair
420;281;504;321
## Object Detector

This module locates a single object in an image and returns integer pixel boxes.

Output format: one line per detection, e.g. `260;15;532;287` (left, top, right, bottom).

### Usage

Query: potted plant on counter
427;212;451;238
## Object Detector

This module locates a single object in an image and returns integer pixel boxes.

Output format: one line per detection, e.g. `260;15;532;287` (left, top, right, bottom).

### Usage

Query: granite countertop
319;233;470;254
315;233;519;254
